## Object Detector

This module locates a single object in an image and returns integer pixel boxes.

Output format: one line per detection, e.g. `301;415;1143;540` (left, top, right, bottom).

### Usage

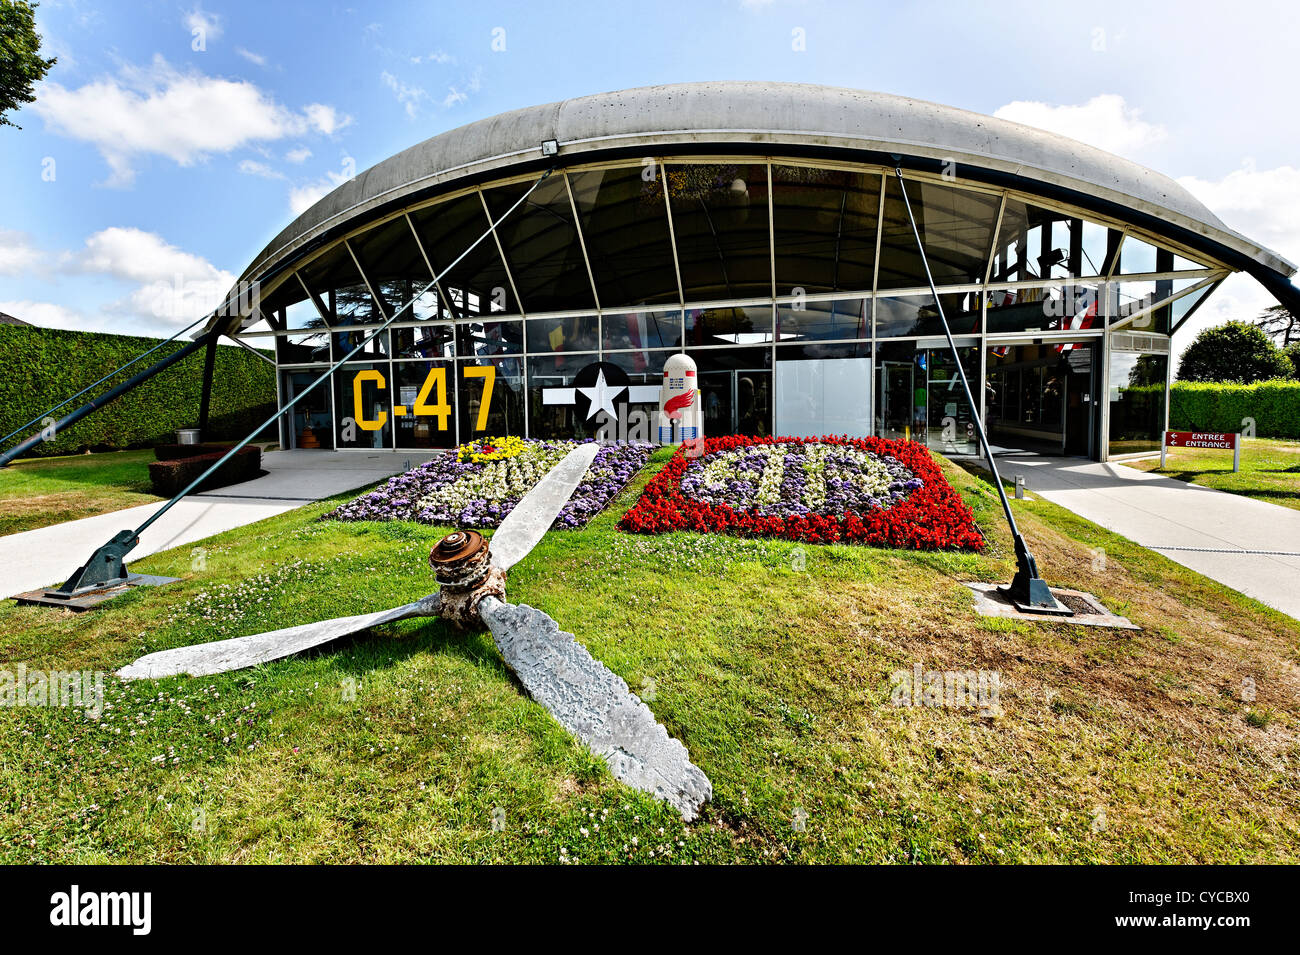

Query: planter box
148;446;262;497
153;443;234;461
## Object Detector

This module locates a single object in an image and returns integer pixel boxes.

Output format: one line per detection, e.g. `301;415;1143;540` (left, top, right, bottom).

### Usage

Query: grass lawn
1126;437;1300;511
0;450;162;536
1;449;1297;863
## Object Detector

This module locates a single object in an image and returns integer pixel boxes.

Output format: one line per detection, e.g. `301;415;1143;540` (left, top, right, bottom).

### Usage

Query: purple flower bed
322;440;653;530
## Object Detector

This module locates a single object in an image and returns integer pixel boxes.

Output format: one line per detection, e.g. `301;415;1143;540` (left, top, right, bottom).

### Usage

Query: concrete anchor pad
479;596;712;820
965;583;1139;630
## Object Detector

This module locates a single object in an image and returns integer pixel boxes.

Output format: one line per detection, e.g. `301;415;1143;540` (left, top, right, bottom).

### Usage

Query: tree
1256;304;1299;346
0;1;55;130
1284;342;1300;380
1176;321;1294;383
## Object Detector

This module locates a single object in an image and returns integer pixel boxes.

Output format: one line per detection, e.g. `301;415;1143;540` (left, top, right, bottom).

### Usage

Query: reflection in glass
457;320;522;357
876;292;980;337
665;163;772;300
1109;350;1168;455
524;314;599;354
568;165;680;307
685;305;774;346
602;309;682;349
985;284;1101;335
393;323;454;359
526;355;603;440
334;362;392;450
775;298;869;342
459;357;524;439
687;347;771;437
993;199;1116;281
771;166;879;294
409;193;516;317
874;341;976;453
277;330;330;364
393;360;456;449
878;177;999;289
485;176;596;313
332;325;388;363
281;370;333;449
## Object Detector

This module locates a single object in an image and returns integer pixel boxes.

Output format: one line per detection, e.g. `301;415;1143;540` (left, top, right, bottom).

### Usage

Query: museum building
208;83;1299;460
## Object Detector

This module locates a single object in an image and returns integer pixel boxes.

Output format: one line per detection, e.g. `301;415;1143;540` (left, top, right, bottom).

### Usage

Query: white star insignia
576;368;626;421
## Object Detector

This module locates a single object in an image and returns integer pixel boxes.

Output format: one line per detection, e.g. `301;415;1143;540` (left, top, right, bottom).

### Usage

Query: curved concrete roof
243;82;1295;286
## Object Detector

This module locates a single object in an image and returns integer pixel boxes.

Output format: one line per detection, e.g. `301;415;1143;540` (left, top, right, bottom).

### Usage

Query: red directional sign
1164;431;1238;450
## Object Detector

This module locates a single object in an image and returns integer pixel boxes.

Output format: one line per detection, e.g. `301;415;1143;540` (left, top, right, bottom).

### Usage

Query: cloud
32;56;351;185
442;67;482;109
0;230;48;276
237;158;284;179
381;71;426;119
289;169;351;216
184;5;222;42
411;50;454;65
235;47;267;66
284;146;312;164
0;300;93;332
994;94;1167;159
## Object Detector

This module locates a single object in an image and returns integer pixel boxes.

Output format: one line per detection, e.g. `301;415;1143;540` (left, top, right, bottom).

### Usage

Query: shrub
1167;380;1300;438
0;325;276;458
147;447;262;497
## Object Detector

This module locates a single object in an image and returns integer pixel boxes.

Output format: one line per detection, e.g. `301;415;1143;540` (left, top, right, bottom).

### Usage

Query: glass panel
1108;350;1168;455
666;162;772;301
276;330;330;364
281;370;334;450
1118;234;1159;275
1170;281;1216;327
775;343;872;439
334;362;393;450
484;176;596;314
524;314;599;354
459;357;524;438
347;216;430;316
284;297;322;330
393;323;454;359
875;340;977;453
686;347;772;437
878;177;999;289
775;297;869;342
409;193;516;316
602;308;682;350
985;343;1086;452
876;291;981;338
985;283;1101;335
527;355;604;440
603;348;676;379
331;326;389;363
392;360;456;449
298;243;381;328
569;164;679;308
993;199;1116;281
684;305;774;347
457;319;522;357
771;165;879;295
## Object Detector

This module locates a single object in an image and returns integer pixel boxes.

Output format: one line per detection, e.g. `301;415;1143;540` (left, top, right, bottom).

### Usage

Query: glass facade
254;158;1222;460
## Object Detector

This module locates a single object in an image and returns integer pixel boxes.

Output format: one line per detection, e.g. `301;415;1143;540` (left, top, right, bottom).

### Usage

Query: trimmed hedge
1167;380;1300;438
147;446;262;497
0;325;276;458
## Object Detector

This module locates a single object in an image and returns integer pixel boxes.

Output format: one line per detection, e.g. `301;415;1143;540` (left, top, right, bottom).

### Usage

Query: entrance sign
1161;430;1241;471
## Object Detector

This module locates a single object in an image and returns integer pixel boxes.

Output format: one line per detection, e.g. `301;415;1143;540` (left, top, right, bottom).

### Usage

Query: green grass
0;449;1297;863
0;449;162;536
1126;437;1300;510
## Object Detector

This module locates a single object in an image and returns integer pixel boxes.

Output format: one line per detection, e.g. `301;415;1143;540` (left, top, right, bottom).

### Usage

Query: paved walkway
993;455;1300;621
2;450;436;597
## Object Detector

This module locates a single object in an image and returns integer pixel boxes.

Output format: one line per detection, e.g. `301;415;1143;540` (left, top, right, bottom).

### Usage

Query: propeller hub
430;530;504;629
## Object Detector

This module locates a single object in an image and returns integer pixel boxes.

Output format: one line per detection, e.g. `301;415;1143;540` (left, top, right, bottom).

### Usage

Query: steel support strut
892;165;1071;615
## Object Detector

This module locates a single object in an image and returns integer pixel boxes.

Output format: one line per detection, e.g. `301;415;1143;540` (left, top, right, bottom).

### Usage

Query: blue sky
3;0;1298;345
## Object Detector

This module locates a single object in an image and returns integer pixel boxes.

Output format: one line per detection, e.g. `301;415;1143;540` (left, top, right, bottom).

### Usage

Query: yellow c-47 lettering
350;364;494;432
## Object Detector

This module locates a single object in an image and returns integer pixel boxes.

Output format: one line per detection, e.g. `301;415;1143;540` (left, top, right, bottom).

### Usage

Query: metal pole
197;334;219;439
0;331;215;469
893;167;1069;615
46;168;556;596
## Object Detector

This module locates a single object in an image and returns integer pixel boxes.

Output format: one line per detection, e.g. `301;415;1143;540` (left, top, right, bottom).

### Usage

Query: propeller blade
117;592;442;680
489;442;599;572
478;595;712;821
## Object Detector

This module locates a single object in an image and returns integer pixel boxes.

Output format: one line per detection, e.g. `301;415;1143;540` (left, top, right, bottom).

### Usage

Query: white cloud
994;94;1167;159
289;169;351;216
442;68;482;109
33;56;351;185
0;230;48;276
381;71;426;118
284;146;312;164
0;300;93;332
184;5;223;42
237;158;284;179
411;50;454;65
235;47;267;67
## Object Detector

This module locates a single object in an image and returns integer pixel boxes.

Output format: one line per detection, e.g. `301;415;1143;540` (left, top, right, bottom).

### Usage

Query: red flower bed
619;434;984;551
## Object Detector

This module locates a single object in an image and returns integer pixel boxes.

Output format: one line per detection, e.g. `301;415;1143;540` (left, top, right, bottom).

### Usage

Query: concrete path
2;450;436;597
996;455;1300;621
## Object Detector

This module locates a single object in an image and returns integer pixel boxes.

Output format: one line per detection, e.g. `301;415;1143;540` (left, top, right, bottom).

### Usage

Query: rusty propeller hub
430;530;505;628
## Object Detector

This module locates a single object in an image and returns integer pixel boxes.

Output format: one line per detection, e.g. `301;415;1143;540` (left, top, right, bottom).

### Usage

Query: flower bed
323;438;653;530
620;435;984;550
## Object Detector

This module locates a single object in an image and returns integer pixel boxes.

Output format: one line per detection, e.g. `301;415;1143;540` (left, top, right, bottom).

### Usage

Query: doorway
699;369;771;436
986;341;1097;457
